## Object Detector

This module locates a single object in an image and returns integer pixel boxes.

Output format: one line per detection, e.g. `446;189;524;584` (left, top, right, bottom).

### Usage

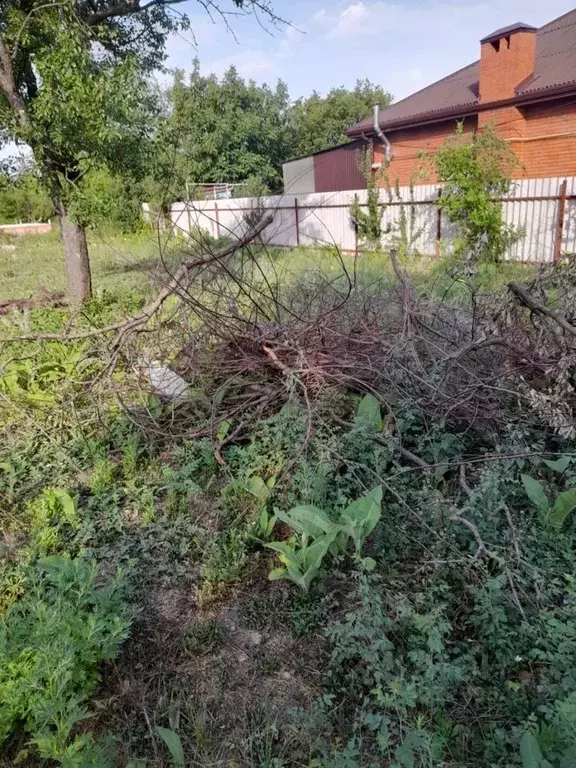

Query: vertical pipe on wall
214;201;221;240
354;193;359;258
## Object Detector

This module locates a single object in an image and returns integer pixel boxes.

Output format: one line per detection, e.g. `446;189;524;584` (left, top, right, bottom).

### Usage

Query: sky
165;0;576;101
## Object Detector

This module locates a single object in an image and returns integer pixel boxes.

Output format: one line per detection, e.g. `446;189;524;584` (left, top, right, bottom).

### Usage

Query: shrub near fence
169;176;576;263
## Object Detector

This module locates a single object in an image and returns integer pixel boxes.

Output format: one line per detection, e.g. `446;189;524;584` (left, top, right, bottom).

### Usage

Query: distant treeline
0;62;390;231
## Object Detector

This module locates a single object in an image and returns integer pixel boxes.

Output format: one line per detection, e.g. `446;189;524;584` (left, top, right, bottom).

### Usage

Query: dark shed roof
348;9;576;137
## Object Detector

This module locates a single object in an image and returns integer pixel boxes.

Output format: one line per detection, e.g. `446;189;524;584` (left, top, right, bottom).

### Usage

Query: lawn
0;228;178;300
0;229;536;303
2;230;573;768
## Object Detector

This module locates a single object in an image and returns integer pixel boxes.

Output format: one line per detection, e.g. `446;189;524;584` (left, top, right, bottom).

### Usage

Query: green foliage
266;486;383;590
183;618;228;655
432;123;521;265
350;144;384;250
291;79;392;157
521;472;576;530
70;167;144;232
0;556;131;764
0;169;53;223
355;393;383;432
155;726;185;767
167;62;292;193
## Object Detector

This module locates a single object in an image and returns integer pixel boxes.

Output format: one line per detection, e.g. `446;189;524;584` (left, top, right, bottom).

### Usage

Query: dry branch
508;280;576;338
1;214;273;346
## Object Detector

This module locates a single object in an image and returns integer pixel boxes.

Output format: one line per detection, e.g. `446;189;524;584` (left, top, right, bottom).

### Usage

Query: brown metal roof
348;9;576;137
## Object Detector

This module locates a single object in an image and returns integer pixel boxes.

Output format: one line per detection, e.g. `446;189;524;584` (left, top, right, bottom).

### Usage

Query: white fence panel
168;176;576;263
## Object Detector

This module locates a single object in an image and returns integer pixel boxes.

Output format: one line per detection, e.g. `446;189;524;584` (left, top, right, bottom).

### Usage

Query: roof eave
347;82;576;137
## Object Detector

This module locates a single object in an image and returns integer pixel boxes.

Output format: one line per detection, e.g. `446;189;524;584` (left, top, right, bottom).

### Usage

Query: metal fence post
554;179;568;262
214;201;221;240
354;193;359;258
436;188;442;257
294;198;300;247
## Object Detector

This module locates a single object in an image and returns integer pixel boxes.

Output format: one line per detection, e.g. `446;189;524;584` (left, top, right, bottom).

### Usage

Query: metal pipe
373;104;392;164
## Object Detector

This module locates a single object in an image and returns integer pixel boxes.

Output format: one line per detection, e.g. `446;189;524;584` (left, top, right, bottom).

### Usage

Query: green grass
0;231;536;304
0;228;184;300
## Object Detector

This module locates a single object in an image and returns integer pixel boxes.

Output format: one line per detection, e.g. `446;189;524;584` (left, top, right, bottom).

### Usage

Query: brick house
283;9;576;193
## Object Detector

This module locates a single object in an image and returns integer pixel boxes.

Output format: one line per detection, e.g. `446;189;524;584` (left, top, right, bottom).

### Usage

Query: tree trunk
56;199;92;304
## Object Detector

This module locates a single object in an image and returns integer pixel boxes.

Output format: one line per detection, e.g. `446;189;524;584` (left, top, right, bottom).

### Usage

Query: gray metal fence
169;176;576;263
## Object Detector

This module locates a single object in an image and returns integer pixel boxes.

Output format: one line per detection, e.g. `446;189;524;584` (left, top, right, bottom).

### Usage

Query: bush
0;556;132;765
432;123;521;266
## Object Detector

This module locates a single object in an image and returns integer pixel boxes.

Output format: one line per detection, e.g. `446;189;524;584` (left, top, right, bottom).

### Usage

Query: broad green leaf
156;727;185;767
268;568;287;581
356;394;383;432
247;475;267;498
549;489;576;531
275;505;336;538
53;490;76;523
521;475;549;514
216;420;231;442
341;486;383;535
519;731;543;768
543;456;572;473
362;557;377;571
265;541;299;568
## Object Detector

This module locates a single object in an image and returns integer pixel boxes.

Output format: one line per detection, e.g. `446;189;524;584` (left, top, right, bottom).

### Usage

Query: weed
184;619;228;655
0;556;131;765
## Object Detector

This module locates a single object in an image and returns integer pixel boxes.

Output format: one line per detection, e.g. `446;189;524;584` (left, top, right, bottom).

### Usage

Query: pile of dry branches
3;215;576;453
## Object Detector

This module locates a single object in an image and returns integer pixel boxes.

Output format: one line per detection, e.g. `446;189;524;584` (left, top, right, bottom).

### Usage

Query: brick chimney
479;22;537;103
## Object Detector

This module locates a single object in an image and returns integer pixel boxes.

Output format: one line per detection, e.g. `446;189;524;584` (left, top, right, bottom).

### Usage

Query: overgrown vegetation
1;202;575;768
431;123;521;269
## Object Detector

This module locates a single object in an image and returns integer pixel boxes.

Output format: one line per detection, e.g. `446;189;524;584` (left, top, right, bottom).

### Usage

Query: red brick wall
374;117;477;187
517;100;576;178
374;100;576;186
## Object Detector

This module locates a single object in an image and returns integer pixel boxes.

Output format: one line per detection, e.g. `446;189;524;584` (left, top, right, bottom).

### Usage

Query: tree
432;123;520;266
0;167;53;223
290;79;392;157
0;1;281;303
167;61;292;194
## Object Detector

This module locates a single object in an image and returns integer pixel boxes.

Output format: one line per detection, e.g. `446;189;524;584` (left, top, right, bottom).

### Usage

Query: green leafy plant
266;487;383;590
350;144;384;251
355;393;383;432
28;488;79;556
431;123;522;266
521;474;576;530
0;556;131;765
156;726;185;767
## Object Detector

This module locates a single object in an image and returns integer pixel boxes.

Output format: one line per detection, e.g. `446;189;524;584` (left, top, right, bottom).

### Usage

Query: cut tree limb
1;214;273;345
508;281;576;338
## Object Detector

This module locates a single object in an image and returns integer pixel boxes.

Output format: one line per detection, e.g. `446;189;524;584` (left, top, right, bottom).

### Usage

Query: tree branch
508;281;576;338
87;0;174;25
0;35;29;129
1;214;273;345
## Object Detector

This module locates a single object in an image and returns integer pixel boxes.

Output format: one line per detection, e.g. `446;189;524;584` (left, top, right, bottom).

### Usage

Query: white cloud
203;49;273;80
319;0;572;41
329;2;371;37
312;9;328;25
410;68;423;82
